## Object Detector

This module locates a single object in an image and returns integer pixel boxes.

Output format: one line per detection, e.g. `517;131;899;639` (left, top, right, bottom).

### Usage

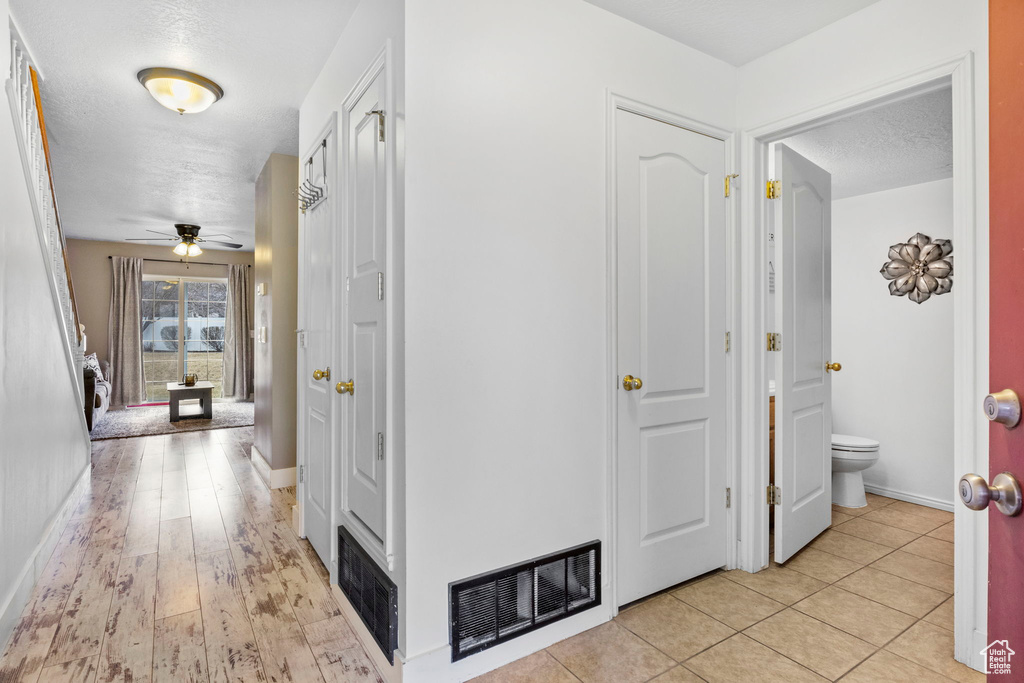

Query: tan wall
66;239;255;366
253;154;299;472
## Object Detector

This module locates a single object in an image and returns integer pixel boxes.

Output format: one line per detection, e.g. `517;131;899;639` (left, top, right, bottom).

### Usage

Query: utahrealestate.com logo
982;640;1016;675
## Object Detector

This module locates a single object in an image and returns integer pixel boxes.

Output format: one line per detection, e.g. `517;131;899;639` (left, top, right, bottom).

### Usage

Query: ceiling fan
127;224;243;257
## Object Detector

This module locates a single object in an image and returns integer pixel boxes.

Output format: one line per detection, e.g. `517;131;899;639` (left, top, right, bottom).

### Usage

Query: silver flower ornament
879;233;953;304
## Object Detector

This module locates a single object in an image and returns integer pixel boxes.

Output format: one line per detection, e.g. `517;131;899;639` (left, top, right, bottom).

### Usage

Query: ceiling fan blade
198;232;232;238
125;237;177;241
146;229;178;237
201;240;244;248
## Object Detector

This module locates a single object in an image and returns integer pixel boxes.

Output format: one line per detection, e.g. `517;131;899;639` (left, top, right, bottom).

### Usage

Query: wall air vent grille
449;540;601;662
338;526;398;664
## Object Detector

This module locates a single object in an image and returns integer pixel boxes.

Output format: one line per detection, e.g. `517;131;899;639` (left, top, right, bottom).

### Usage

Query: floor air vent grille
449;540;601;661
338;526;398;664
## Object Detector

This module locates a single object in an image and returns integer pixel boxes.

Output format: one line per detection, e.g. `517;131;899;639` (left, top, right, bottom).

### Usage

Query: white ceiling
781;86;953;200
582;0;882;65
10;0;360;252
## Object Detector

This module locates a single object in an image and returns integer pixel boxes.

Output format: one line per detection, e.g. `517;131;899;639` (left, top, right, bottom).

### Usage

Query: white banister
6;22;88;439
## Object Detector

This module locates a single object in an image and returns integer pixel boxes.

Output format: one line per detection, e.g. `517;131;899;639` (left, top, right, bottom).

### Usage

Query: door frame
604;91;739;614
736;52;986;671
297;112;339;558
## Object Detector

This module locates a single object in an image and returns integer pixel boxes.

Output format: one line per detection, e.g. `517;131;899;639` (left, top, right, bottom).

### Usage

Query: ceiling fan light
173;241;189;256
186;243;203;257
137;68;223;115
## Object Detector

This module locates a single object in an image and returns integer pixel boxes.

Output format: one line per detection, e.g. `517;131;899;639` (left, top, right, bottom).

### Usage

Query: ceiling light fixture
137;67;224;115
172;233;203;258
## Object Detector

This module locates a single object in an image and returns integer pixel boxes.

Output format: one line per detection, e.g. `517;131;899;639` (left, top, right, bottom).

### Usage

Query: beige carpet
90;401;254;440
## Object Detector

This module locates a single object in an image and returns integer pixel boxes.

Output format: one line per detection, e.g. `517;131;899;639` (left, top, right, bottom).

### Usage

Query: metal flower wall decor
879;233;953;304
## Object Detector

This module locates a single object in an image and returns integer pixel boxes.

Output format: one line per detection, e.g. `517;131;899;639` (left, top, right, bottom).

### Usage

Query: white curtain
107;256;145;406
223;264;253;399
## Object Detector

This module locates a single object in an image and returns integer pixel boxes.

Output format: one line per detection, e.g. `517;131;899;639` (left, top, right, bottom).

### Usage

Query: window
141;276;228;402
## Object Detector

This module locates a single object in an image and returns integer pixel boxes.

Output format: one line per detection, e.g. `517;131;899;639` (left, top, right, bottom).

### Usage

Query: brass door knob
622;375;643;391
336;380;354;395
825;362;842;372
313;368;330;381
959;472;1022;516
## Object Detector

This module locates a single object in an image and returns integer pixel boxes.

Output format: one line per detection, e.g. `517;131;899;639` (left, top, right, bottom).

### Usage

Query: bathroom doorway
768;82;956;562
742;54;986;672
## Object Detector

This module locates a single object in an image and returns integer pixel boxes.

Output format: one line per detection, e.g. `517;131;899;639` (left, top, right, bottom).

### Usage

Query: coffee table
166;381;215;422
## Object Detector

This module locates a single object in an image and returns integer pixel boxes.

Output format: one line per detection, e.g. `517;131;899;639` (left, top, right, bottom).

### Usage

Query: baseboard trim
250;445;296;489
330;583;403;683
401;605;610;683
0;464;90;653
864;483;955;512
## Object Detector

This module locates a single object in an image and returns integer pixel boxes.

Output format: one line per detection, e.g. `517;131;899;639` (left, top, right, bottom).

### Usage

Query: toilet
831;434;881;508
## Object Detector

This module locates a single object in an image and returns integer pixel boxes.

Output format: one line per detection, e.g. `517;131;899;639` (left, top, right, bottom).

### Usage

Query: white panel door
774;144;833;563
616;109;728;605
301;137;334;564
343;71;387;543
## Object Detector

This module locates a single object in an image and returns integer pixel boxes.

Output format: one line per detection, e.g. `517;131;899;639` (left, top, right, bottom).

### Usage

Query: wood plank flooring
0;428;383;683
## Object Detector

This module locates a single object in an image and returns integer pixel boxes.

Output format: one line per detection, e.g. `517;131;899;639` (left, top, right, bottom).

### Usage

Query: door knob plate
992;472;1023;516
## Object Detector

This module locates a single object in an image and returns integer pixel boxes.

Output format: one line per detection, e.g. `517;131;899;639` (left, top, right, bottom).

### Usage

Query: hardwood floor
0;428;383;683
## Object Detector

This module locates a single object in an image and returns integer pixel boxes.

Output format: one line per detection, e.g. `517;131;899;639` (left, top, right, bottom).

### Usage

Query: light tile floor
474;494;980;683
0;428;384;683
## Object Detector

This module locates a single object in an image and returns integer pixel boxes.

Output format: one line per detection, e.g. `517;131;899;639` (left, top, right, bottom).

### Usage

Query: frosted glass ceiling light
137;68;224;115
172;241;189;256
186;242;203;257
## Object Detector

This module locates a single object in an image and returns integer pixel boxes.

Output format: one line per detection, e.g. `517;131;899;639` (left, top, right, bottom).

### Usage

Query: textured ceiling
582;0;882;65
10;0;359;251
781;86;953;200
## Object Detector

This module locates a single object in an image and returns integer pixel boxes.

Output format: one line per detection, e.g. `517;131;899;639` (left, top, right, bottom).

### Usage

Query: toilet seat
831;434;879;452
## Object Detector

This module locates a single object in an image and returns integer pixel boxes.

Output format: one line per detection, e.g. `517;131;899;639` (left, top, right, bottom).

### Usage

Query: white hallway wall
0;5;92;653
831;179;954;509
403;0;735;679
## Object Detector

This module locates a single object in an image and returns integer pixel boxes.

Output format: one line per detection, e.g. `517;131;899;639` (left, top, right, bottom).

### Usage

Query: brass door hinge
366;109;385;142
766;332;782;352
766;485;781;506
725;173;739;197
726;487;732;508
766;179;781;199
725;331;731;352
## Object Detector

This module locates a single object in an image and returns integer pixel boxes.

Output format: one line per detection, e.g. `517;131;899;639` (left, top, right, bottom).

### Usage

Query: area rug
90;401;254;440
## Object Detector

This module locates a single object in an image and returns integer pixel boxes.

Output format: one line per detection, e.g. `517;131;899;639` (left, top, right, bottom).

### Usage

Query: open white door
616;108;728;605
300;135;334;565
342;69;387;545
773;144;833;563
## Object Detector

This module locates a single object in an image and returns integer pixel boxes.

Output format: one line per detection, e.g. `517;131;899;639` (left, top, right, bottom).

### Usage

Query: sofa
84;357;111;432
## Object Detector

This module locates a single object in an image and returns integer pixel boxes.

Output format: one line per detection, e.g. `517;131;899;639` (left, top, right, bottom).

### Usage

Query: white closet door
301;137;334;565
774;143;833;564
616;109;729;605
344;71;387;542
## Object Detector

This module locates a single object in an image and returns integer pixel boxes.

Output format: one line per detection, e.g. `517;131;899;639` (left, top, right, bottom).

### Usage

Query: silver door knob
984;389;1020;428
959;472;1022;516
